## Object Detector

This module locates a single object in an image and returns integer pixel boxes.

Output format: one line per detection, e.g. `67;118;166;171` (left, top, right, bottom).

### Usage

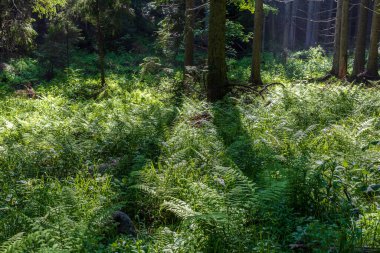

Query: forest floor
0;48;379;252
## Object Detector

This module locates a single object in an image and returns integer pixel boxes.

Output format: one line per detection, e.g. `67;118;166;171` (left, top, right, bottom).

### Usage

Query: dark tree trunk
66;22;70;70
251;0;264;85
332;0;343;76
289;0;299;50
366;0;380;78
305;0;315;47
184;0;195;67
96;0;106;87
312;1;321;46
207;0;227;101
353;0;370;76
283;1;291;50
338;0;350;79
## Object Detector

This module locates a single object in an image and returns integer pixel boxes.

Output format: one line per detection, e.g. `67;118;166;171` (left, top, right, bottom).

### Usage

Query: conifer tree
207;0;228;101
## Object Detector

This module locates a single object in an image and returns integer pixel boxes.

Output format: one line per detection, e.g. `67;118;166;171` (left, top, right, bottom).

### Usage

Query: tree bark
270;12;276;50
338;0;350;79
312;1;321;46
305;0;315;48
332;0;343;76
251;0;264;86
366;0;380;78
207;0;227;101
353;0;370;76
283;1;291;50
289;0;299;50
96;0;106;87
184;0;195;67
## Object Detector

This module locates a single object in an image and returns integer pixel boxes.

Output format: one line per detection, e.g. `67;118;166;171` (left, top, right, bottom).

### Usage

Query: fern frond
161;197;199;219
0;232;24;253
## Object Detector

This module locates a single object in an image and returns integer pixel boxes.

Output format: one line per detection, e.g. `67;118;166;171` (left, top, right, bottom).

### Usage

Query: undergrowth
0;48;379;252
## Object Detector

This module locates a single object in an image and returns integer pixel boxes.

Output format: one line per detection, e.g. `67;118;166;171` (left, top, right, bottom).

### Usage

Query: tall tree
207;0;228;101
0;0;66;61
305;0;315;47
184;0;195;67
338;0;349;79
366;0;380;78
289;0;299;50
73;0;128;87
283;1;291;50
332;0;343;76
353;0;370;76
251;0;264;86
96;0;106;87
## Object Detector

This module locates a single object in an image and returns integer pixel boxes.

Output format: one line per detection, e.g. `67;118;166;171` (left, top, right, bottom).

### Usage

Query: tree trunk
305;0;315;48
324;0;335;47
338;0;350;79
312;1;321;46
251;0;264;86
366;0;380;78
283;1;291;50
289;0;299;50
66;22;70;70
270;12;276;50
332;0;343;76
207;0;227;101
353;0;370;76
184;0;195;67
96;0;106;87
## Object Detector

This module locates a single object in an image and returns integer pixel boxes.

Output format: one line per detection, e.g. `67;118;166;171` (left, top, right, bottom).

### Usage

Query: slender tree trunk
366;0;380;78
251;0;264;85
66;22;70;70
262;15;266;52
207;0;227;101
204;3;210;47
338;0;349;79
305;0;315;48
324;0;335;47
332;0;343;76
96;0;106;87
184;0;195;67
289;0;299;50
311;1;320;46
353;0;370;76
283;1;291;50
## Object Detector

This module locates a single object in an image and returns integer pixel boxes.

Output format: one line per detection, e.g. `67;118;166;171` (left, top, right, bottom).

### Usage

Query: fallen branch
231;83;265;99
258;82;285;95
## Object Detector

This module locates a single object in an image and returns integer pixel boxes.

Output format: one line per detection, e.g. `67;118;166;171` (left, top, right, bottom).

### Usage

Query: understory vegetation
0;48;379;252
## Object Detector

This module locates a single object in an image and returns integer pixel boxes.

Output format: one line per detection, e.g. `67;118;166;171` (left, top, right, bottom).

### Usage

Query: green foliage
230;0;278;14
33;0;67;18
286;46;331;80
36;14;83;77
226;20;252;57
0;0;67;56
227;47;332;83
1;51;380;252
0;58;42;86
72;0;130;31
155;2;184;63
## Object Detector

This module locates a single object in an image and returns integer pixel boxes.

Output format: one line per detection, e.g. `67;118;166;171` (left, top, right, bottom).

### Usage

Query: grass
0;48;379;252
